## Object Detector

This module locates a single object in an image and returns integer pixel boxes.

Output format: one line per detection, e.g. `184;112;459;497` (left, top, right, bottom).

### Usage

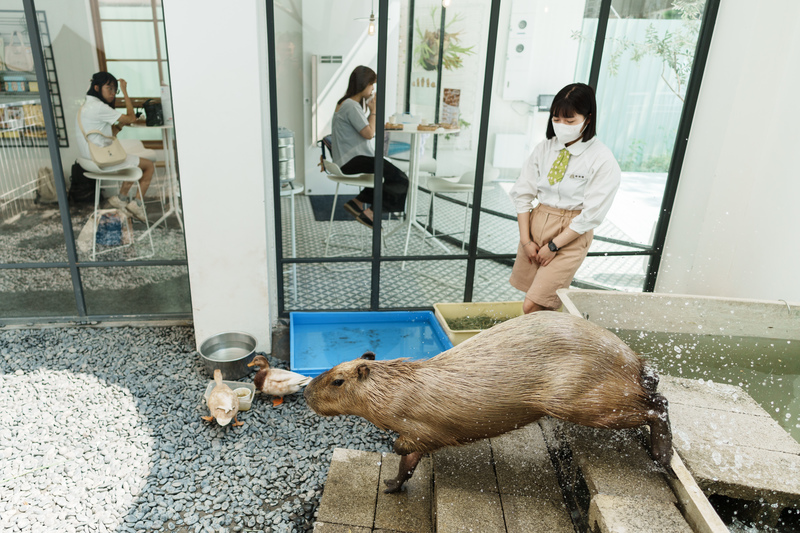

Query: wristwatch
548;241;560;252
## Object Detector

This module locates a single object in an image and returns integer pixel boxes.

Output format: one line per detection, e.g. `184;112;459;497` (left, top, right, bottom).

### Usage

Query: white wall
162;0;275;352
656;0;800;303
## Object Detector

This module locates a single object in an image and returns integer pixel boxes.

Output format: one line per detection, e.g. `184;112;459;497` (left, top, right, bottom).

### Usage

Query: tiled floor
279;177;652;311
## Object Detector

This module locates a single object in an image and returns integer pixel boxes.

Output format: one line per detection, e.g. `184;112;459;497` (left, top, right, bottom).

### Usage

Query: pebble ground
0;326;395;533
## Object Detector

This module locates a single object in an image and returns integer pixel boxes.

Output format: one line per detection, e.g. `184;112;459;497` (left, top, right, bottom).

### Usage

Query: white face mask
552;119;585;145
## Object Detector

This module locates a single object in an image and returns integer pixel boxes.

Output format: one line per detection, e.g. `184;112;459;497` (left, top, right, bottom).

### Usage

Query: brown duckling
248;355;312;406
202;369;243;427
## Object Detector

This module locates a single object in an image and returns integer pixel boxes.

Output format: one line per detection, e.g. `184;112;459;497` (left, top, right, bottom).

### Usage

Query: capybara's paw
383;478;403;494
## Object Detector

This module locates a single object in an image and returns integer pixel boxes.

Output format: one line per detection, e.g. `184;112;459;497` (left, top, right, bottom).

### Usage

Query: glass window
0;267;77;319
0;0;190;323
82;265;190;315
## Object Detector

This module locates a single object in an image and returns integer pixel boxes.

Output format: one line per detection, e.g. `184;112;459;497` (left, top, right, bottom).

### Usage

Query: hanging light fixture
368;0;376;36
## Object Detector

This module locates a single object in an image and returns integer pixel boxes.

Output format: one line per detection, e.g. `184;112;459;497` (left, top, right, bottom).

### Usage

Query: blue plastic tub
290;311;453;377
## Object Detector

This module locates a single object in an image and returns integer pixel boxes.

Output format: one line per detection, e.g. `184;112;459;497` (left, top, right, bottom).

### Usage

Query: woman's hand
367;94;376;114
537;246;556;267
522;241;540;264
118;78;128;95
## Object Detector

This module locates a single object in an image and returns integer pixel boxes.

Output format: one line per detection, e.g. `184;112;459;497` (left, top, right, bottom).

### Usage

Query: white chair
77;156;155;261
321;159;375;264
423;167;500;251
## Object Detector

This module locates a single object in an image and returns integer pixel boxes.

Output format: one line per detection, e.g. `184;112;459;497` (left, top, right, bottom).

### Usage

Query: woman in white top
331;66;408;228
508;83;621;313
76;71;154;222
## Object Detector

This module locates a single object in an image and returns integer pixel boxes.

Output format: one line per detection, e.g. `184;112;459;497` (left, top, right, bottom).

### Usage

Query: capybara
304;311;671;493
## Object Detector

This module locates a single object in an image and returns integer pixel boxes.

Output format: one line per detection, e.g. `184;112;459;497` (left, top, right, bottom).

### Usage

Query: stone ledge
589;494;693;533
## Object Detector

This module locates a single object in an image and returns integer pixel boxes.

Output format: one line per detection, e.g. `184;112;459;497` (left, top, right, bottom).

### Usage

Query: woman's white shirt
509;136;621;235
76;95;122;158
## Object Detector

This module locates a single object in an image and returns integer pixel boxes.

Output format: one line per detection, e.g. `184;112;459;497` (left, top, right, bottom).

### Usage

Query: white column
162;0;277;351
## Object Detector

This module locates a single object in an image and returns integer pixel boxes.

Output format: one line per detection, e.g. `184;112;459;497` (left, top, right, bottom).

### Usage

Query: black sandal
356;212;374;228
344;199;363;218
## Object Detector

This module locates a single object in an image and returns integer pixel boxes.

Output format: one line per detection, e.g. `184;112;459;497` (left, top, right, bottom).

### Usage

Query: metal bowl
198;331;257;380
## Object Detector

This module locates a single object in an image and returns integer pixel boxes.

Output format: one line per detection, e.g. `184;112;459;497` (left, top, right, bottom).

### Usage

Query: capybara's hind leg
384;451;423;493
647;392;673;469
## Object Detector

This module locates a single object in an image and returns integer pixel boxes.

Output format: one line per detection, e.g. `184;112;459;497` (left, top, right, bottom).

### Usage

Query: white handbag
4;32;34;72
78;105;128;168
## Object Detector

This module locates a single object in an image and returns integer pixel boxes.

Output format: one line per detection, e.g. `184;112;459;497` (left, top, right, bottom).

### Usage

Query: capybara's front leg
384;451;422;494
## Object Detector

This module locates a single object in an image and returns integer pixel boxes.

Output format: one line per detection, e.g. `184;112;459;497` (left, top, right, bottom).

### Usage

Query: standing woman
76;71;154;222
508;83;621;313
331;65;409;227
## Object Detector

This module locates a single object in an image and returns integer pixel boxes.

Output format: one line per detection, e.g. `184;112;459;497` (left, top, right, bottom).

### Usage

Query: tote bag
77;105;128;168
4;32;34;72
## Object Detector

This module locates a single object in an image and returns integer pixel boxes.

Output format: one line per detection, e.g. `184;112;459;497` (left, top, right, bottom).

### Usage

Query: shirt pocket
559;163;590;203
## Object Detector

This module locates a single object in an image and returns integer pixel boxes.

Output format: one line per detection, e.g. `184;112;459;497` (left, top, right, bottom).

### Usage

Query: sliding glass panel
0;267;77;319
82;265;190;315
283;262;372;312
396;0;493;260
461;0;602;304
0;4;69;264
472;258;520;304
591;0;706;247
380;259;465;308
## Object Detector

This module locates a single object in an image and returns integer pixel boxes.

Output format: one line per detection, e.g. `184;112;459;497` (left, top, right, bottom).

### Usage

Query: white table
130;122;181;239
386;124;460;257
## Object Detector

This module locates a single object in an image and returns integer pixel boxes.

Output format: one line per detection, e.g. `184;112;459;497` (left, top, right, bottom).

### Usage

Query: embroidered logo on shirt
570;174;586;180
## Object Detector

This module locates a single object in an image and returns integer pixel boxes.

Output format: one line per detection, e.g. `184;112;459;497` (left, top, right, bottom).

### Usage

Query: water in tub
611;329;800;444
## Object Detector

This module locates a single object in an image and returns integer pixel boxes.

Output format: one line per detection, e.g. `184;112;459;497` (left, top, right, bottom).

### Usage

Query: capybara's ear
357;363;371;381
361;351;376;360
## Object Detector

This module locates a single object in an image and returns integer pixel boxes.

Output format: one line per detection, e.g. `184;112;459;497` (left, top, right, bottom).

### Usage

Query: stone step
314;447;433;533
315;417;719;532
435;422;574;533
661;375;800;526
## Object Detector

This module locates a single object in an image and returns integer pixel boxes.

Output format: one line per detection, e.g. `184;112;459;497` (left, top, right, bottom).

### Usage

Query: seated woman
331;65;409;228
75;71;154;222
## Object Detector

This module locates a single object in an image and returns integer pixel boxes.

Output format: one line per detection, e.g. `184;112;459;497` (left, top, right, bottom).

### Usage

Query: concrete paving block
491;424;563;502
678;442;800;506
375;452;433;533
588;494;693;533
659;376;767;417
670;403;800;455
313;523;371;533
316;448;381;528
565;424;676;504
432;440;497;493
502;493;574;533
435;485;505;533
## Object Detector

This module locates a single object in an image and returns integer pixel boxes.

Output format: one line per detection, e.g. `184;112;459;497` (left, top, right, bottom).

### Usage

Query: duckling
202;369;243;427
248;355;312;406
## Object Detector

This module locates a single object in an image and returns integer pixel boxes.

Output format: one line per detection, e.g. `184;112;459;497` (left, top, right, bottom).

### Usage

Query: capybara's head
304;351;377;417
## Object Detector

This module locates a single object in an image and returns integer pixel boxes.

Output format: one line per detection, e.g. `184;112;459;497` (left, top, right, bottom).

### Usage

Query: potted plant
414;7;475;72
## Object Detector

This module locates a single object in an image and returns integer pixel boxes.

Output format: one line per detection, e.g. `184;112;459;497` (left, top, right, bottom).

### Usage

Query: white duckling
202;369;243;427
248;355;312;406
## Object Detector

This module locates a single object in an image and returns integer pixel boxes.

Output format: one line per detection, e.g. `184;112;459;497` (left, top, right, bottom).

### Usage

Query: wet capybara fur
304;311;672;493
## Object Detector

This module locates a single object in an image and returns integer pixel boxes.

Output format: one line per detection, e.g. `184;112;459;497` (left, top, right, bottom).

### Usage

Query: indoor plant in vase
414;7;475;72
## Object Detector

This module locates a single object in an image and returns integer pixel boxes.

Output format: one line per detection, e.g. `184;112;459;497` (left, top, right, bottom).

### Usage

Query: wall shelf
0;9;68;148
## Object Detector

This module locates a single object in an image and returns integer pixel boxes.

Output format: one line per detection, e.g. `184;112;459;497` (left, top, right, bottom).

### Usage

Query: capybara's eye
332;379;345;387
